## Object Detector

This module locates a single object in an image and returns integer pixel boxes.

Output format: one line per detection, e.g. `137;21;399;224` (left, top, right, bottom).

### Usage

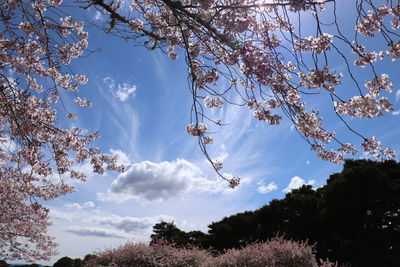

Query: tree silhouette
150;221;189;247
206;160;400;266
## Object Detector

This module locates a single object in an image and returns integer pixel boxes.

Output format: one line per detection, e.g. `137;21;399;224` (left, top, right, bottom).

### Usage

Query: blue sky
23;1;400;264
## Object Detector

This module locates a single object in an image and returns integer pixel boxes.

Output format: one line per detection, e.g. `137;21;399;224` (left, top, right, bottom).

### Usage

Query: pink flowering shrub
86;238;336;267
210;238;320;267
85;242;210;267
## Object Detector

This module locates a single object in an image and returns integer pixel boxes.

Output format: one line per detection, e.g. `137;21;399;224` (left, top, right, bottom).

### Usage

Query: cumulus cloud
392;110;400;116
103;76;137;102
396;89;400;101
65;201;95;210
283;176;315;193
49;209;75;222
84;201;95;208
257;181;278;194
97;159;227;202
67;226;127;238
91;214;174;233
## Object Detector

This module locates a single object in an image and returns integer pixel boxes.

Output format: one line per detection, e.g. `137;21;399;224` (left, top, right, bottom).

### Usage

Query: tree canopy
206;160;400;266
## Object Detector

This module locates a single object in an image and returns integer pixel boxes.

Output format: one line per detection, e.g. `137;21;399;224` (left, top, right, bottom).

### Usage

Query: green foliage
82;254;97;266
150;221;189;247
53;256;82;267
150;222;211;249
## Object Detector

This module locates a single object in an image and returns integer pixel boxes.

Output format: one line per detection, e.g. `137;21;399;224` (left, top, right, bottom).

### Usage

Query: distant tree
256;185;324;244
150;221;189;247
186;231;210;249
53;256;82;267
0;260;8;267
53;257;74;267
82;254;97;266
208;211;257;250
73;258;82;267
150;222;211;249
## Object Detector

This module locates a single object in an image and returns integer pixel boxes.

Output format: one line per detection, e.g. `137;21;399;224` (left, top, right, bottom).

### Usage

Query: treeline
150;160;400;266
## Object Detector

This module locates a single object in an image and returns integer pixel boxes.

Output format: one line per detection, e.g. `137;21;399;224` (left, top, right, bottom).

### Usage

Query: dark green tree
208;211;257;250
206;160;400;266
53;256;82;267
317;159;400;266
186;230;210;248
150;221;189;247
82;254;97;266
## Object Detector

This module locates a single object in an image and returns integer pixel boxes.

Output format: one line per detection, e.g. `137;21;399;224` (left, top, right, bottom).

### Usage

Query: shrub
210;238;319;267
86;238;337;267
86;241;210;267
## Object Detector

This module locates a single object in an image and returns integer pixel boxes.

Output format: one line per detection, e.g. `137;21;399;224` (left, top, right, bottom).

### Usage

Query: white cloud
283;176;315;193
396;89;400;101
84;201;95;208
65;203;84;210
67;226;127;238
65;201;95;210
93;11;103;21
49;209;75;222
97;159;228;202
306;160;310;165
392;110;400;116
91;214;174;233
257;181;278;194
103;76;137;102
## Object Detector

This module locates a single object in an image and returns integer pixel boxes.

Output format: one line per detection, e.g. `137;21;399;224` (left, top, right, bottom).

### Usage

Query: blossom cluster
295;33;333;54
298;67;342;93
204;97;223;108
356;5;400;36
186;123;208;136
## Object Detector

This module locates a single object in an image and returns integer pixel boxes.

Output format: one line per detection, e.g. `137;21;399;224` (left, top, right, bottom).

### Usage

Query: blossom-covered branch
89;0;398;185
